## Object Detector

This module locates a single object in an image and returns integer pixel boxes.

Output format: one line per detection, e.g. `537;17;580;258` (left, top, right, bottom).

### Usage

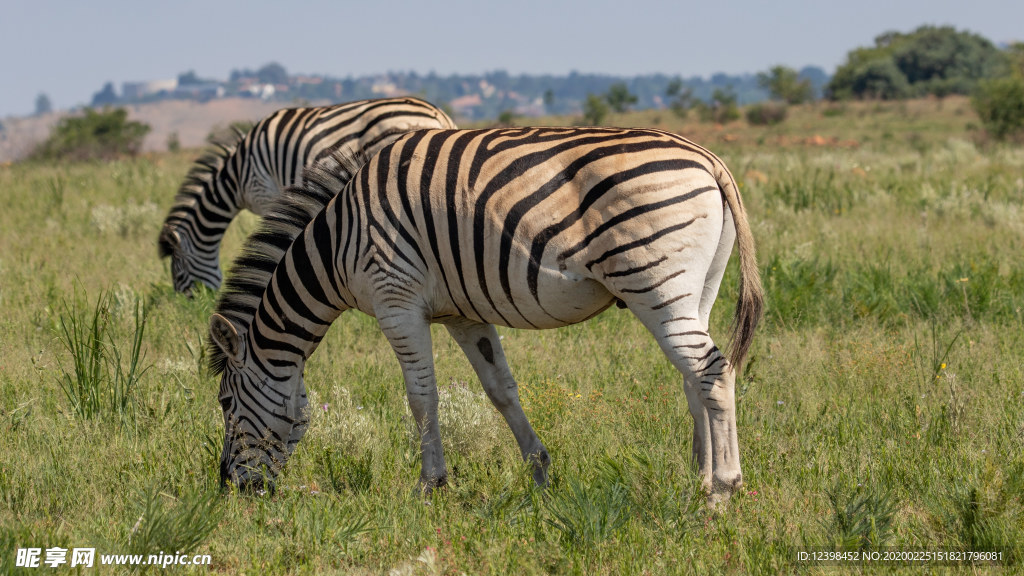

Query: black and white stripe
158;96;456;295
208;127;763;506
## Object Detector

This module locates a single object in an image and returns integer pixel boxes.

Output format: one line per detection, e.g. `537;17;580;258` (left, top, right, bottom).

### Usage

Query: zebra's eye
219;397;232;412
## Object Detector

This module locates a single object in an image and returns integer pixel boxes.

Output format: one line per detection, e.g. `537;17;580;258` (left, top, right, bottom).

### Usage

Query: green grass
1;106;1022;574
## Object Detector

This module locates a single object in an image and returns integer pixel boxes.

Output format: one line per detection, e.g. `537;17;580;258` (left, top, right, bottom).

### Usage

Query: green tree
1004;42;1024;77
543;89;555;110
892;26;1003;93
972;75;1024;140
605;82;637;113
757;66;813;104
91;82;118;107
665;78;695;118
34;93;53;116
846;59;912;100
582;94;610;125
257;62;288;85
665;78;684;98
177;70;210;86
827;26;1004;100
30;108;151;162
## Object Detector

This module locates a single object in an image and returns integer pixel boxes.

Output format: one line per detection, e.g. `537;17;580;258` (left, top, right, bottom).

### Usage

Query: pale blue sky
2;0;1021;117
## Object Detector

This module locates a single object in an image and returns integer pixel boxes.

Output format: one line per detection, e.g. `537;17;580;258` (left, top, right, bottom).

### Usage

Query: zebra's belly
526;275;617;328
460;268;616;330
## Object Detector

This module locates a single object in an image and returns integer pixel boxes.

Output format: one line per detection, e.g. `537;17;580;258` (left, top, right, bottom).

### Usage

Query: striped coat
209;127;762;507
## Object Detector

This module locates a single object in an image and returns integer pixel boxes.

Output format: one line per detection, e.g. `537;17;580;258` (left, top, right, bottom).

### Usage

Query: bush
972;75;1024;140
581;94;610;126
746;101;788;125
695;88;740;124
31;108;150;162
496;109;517;127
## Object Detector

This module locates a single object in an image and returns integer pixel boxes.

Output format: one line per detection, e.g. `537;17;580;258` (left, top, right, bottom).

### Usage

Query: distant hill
2;67;834;163
79;66;831;122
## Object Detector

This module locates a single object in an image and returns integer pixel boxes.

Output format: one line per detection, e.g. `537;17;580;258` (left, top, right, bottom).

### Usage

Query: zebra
207;127;763;506
157;96;456;295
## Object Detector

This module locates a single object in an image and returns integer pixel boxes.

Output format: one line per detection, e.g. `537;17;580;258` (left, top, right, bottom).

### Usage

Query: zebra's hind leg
690;200;737;495
445;319;550;486
377;310;448;493
627;298;742;508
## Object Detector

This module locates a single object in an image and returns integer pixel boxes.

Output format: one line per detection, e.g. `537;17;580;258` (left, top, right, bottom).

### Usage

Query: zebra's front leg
444;320;550;486
377;310;447;493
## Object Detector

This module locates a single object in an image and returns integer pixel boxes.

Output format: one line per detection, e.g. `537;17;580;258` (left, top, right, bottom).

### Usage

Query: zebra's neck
245;191;357;375
164;144;245;252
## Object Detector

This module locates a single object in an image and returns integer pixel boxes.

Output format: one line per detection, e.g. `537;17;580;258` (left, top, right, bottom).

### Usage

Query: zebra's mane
208;148;367;375
158;129;246;257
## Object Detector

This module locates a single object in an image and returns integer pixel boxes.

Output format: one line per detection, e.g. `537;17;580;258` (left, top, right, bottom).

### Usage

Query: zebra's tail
714;162;763;373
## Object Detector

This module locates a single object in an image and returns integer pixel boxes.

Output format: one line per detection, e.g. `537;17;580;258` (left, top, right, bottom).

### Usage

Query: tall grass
822;484;898;550
55;289;150;429
125;487;222;558
543;463;632;549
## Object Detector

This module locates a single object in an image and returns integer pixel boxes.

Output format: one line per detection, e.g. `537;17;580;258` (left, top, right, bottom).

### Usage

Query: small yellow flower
940;363;946;370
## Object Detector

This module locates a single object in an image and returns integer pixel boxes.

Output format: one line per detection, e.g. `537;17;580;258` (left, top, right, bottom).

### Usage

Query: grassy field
1;99;1023;574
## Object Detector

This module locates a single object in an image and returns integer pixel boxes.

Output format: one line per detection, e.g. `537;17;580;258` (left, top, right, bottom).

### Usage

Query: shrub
746;101;789;125
822;104;847;117
695;88;740;124
496;109;517;127
31;108;150;162
581;94;610;126
972;75;1024;140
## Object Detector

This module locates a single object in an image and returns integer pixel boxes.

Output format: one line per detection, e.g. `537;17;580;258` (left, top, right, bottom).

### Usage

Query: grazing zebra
158;96;456;295
208;127;763;506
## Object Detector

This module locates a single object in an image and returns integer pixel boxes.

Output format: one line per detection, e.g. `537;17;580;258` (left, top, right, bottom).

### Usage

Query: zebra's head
209;313;308;493
159;225;223;296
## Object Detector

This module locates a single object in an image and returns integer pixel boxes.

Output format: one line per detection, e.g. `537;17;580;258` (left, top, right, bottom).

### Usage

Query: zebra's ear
210;314;242;360
158;227;181;258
